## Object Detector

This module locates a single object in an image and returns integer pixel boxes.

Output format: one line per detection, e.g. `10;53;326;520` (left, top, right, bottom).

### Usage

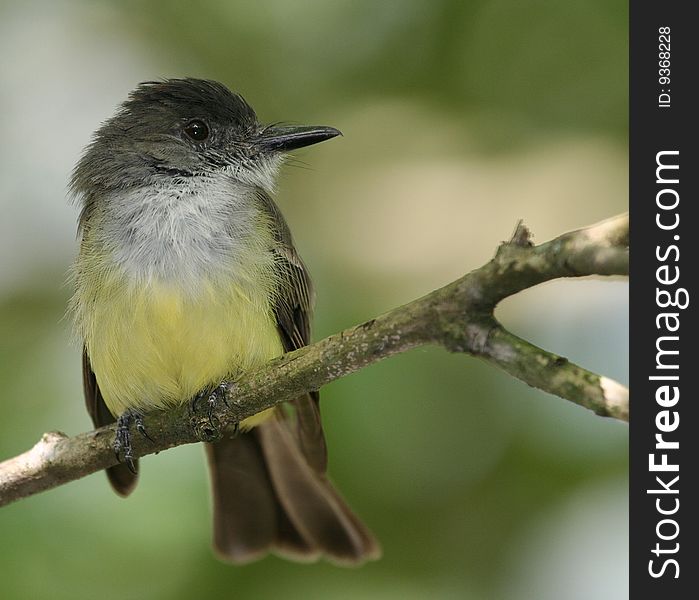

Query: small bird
70;78;380;565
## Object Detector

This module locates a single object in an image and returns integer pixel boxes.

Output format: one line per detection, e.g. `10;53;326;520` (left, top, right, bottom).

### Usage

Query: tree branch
0;213;629;507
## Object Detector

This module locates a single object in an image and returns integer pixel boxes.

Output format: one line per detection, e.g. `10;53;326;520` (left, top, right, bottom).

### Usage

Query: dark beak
255;125;342;152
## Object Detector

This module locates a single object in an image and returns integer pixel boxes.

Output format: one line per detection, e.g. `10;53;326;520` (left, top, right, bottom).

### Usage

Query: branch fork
0;213;629;507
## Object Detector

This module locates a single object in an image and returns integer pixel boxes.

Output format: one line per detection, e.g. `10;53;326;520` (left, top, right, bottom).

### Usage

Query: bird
69;78;380;565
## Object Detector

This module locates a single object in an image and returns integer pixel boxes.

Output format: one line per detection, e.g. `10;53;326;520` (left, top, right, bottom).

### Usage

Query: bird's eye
183;119;209;141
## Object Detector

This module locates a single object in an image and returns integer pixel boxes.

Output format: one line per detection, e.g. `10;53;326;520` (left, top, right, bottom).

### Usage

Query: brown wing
257;191;327;473
82;350;139;496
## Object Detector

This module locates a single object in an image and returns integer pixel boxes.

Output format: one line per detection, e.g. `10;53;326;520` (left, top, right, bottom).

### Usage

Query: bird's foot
190;381;237;441
113;409;152;472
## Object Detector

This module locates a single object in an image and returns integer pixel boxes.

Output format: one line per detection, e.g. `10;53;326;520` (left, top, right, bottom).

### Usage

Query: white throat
97;173;269;291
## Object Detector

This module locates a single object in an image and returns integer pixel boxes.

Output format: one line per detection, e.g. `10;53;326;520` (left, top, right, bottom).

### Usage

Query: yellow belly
83;276;283;428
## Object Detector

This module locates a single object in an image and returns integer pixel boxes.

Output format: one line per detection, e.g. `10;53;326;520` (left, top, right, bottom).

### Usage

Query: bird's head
71;78;340;195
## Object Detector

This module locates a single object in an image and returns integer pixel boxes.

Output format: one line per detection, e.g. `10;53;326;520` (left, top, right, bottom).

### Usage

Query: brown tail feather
292;391;327;473
258;413;381;565
272;499;321;563
205;435;277;563
207;411;380;566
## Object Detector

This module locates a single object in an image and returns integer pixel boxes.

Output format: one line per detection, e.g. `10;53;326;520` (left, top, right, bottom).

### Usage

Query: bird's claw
113;409;152;471
190;381;237;440
191;382;229;425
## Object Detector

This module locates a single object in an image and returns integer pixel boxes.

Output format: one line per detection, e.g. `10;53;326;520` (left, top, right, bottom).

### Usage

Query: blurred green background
0;1;628;598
